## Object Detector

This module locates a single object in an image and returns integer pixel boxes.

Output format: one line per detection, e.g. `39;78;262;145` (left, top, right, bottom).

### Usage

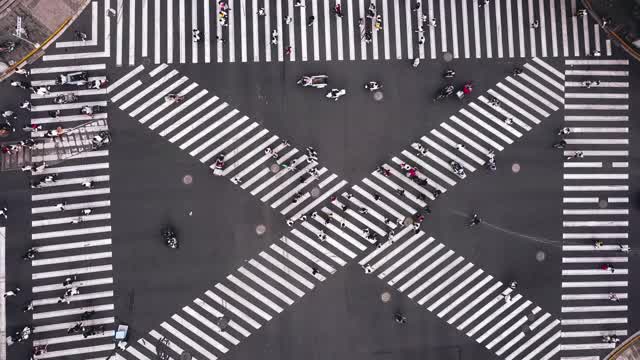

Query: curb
582;0;640;62
0;0;92;82
604;330;640;359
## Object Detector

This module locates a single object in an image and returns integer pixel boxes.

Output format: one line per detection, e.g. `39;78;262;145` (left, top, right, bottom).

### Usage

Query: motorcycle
162;227;178;249
53;93;79;104
434;85;454;101
449;160;467;179
297;75;329;88
326;88;346;101
364;81;382;92
443;69;456;78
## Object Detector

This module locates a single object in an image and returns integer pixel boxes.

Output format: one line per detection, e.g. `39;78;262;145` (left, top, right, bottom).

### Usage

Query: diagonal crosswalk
41;0;614;65
103;57;575;359
560;58;630;359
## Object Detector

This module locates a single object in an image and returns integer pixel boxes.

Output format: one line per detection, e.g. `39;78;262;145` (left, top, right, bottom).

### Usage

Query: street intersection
0;1;637;360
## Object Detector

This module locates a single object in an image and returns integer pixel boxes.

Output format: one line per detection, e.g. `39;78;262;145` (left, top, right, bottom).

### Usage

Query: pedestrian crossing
560;58;630;359
29;154;117;360
9;61;116;359
42;0;613;66
105;57;571;359
116;232;564;360
108;57;563;222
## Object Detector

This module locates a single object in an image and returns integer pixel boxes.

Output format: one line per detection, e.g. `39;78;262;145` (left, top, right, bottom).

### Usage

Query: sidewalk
606;330;640;360
582;0;640;61
0;0;90;79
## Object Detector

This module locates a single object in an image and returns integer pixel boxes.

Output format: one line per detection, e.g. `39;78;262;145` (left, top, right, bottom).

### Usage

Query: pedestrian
619;244;630;253
81;208;92;215
479;0;490;7
20;100;31;110
373;194;380;201
513;67;524;76
591;49;601;57
394;313;407;324
504;294;511;303
418;36;425;45
420;13;427;23
412;222;420;234
3;287;21;297
74;30;88;42
594;240;604;248
509;281;517;289
504;117;513;125
285;46;293;55
22;301;34;312
415;25;425;33
0;207;7;219
192;29;201;42
609;293;619;302
311;267;319;275
307;15;315;26
81;180;94;188
257;7;266;16
15;68;30;77
216;35;226;43
56;202;67;211
62;275;76;287
412;57;420;68
359;207;368;215
469;213;481;227
317;230;327;241
107;7;117;16
553;139;567;149
489;97;501;107
601;263;615;273
566;151;584;160
285;15;293;24
576;9;587;17
412;2;421;11
363;264;373;274
334;3;343;17
456;143;465;151
48;109;60;118
294;0;305;7
396;189;405;197
530;20;539;28
427;18;437;27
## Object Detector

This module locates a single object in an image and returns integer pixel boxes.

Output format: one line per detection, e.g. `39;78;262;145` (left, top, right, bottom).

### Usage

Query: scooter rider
364;81;382;91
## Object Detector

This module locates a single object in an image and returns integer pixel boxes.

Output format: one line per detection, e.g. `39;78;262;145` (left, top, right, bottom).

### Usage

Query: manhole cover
256;224;266;235
599;199;608;209
443;52;453;62
403;217;413;226
310;187;320;197
373;91;384;101
270;164;280;173
381;292;391;303
180;351;192;360
536;250;546;262
182;174;193;184
511;163;520;173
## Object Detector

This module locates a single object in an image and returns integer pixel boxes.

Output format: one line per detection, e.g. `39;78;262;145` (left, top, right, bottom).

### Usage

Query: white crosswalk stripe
558;58;630;359
110;57;575;360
